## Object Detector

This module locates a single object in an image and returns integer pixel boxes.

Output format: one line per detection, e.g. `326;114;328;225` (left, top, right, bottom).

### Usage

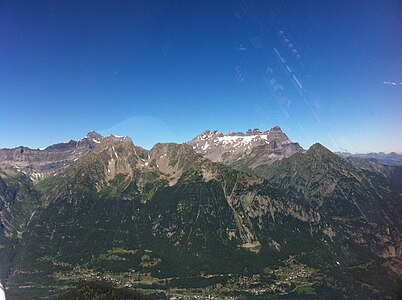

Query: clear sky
1;0;401;153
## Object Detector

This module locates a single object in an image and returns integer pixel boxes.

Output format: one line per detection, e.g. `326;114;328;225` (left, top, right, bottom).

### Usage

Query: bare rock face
0;131;103;181
187;126;304;170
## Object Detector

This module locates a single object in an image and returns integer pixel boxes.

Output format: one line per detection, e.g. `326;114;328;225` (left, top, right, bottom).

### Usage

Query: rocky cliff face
0;131;102;181
187;126;304;171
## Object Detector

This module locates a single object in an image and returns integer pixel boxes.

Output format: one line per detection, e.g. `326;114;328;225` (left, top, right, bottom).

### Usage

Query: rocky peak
271;125;282;131
187;126;303;167
92;134;145;164
86;131;103;143
147;143;201;180
103;134;132;144
307;143;333;156
246;128;262;135
193;130;224;142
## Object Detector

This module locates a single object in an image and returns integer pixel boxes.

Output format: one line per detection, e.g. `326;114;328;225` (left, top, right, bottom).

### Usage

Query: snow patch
215;134;269;147
112;146;119;159
0;281;6;300
30;172;43;181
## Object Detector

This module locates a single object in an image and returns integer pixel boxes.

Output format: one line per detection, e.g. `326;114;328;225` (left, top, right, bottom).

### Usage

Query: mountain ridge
337;151;402;166
1;127;401;299
0;131;134;181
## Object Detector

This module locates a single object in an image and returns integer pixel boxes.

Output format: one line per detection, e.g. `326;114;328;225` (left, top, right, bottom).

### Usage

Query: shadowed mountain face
254;144;402;274
0;166;41;283
0;131;401;299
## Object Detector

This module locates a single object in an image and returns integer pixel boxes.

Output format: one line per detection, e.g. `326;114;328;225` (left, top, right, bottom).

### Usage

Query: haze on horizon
0;0;401;153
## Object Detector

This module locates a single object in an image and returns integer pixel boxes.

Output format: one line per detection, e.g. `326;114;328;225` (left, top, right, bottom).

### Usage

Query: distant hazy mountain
0;128;401;299
337;151;402;166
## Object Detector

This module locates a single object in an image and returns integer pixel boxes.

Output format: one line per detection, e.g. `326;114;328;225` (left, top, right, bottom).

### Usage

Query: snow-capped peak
187;125;303;165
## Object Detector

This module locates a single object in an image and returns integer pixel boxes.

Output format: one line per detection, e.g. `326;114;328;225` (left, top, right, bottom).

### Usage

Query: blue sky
1;0;401;153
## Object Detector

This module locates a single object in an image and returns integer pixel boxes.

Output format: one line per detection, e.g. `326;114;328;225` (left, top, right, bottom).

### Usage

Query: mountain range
336;151;402;167
0;127;401;299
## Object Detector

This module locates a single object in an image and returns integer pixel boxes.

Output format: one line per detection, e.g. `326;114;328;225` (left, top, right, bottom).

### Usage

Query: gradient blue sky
1;0;401;153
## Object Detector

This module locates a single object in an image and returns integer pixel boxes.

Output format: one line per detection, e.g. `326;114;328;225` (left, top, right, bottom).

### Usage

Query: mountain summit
86;130;103;143
187;126;304;171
